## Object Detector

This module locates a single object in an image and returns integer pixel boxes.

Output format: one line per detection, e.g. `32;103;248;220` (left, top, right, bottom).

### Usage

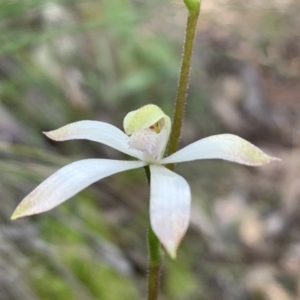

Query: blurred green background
1;0;300;299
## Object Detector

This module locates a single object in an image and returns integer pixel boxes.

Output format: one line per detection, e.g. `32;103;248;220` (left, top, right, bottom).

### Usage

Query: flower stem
146;1;201;299
144;166;162;300
147;225;162;300
167;0;201;168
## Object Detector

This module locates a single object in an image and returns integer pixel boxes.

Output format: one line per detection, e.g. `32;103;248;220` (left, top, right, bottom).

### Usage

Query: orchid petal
149;165;191;258
44;121;143;160
11;159;145;220
160;134;280;166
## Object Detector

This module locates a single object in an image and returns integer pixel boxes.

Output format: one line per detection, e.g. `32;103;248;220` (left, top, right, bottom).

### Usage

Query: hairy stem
147;225;162;300
167;1;201;169
146;1;201;299
145;166;162;300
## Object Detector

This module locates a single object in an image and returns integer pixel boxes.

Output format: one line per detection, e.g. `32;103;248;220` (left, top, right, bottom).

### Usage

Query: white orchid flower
11;104;279;258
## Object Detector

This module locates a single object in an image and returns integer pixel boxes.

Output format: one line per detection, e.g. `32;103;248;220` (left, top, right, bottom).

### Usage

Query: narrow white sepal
44;121;143;160
11;159;145;219
160;134;280;166
149;165;191;258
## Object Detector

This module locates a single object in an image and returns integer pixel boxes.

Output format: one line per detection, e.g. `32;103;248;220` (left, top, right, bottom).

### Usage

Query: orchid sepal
11;159;145;220
160;134;280;166
149;165;191;258
43;120;143;160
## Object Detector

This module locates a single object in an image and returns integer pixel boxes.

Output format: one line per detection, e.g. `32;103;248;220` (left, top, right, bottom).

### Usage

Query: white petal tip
10;208;27;220
43;131;52;138
10;199;38;220
252;155;281;166
171;253;177;259
43;130;59;141
10;213;19;221
165;246;177;259
270;156;281;163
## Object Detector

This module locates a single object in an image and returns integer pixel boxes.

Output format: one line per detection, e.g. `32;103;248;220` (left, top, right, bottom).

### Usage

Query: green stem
146;1;201;299
167;0;201;168
145;166;162;300
147;225;162;300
